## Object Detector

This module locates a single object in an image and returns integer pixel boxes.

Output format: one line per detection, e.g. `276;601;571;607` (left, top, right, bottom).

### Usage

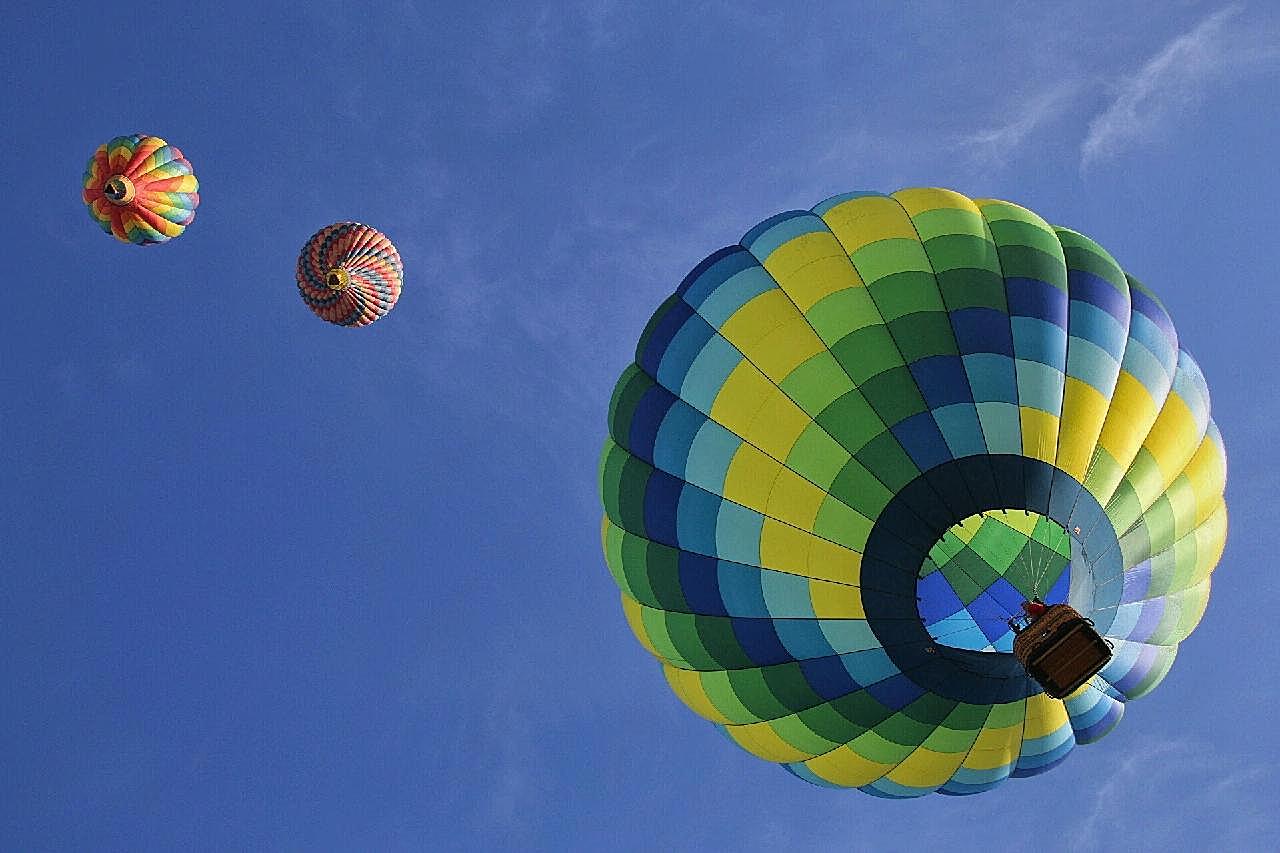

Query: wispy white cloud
1075;735;1278;851
962;81;1084;168
1081;4;1279;169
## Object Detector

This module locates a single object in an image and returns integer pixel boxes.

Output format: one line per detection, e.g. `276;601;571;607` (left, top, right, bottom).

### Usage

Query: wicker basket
1013;604;1112;698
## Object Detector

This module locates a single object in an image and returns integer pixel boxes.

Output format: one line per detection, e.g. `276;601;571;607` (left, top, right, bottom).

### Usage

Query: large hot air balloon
296;222;403;327
82;134;199;245
600;188;1226;797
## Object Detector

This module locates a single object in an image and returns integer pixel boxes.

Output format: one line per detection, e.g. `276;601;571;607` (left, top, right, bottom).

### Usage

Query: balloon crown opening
103;175;135;205
326;267;351;291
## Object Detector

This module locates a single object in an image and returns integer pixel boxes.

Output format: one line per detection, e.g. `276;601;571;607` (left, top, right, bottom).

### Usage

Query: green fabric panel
761;662;829;715
699;671;758;723
600;441;649;534
602;521;629;591
639;606;694;667
921;722;982;754
872;710;937;748
831;324;905;384
726;666;806;720
1106;481;1145;541
891;312;960;362
607;363;650;445
663;611;723;669
769;713;844;754
806;286;884;343
984;698;1026;729
922;234;1002;275
784;423;849;489
859;366;928;425
619;529;661;606
986;217;1067;266
936;266;1009;312
900;692;959;726
851;238;932;284
942;702;996;732
797;699;872;743
813;498;872;551
909;207;988;242
969;521;1025;569
992;243;1068;290
941;550;996;604
1083;450;1124;503
829;690;896;730
817;388;889;454
780;352;855;413
828;459;895;520
855;431;923;493
642;539;690;612
851;728;922;762
690;614;758;670
868;270;946;320
1056;228;1128;291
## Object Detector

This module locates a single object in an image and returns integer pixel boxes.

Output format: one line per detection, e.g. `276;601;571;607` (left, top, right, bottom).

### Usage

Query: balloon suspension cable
103;175;136;205
326;267;351;292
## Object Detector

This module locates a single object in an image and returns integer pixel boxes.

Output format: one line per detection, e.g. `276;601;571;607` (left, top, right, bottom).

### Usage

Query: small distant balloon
296;222;403;327
82;134;199;245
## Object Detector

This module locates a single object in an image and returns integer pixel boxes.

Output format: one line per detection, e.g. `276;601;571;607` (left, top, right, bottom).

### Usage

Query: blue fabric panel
677;552;728;616
951;307;1014;356
911;355;975;408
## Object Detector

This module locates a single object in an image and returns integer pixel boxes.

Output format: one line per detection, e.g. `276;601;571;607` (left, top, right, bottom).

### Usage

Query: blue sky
3;1;1278;849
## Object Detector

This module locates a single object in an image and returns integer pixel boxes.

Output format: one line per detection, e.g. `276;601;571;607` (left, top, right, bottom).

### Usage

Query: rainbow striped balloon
600;187;1227;797
296;222;403;327
82;134;199;245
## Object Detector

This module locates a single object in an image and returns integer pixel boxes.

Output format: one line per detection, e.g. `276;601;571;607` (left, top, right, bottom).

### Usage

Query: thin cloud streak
1081;4;1277;169
962;81;1083;169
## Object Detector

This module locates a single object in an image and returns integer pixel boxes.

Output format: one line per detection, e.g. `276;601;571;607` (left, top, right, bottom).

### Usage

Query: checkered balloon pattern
296;222;403;327
600;188;1227;797
82;134;199;245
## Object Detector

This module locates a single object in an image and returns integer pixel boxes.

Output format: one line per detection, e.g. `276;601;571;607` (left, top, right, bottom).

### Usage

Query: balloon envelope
296;222;403;327
600;188;1227;797
82;134;199;245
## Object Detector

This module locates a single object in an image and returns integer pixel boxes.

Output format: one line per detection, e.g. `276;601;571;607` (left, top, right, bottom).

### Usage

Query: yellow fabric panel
758;518;813;576
719;289;792;351
1183;432;1227;515
819;195;919;255
722;444;781;512
662;665;734;725
960;722;1023;771
710;361;774;435
892;186;977;218
993;510;1037;537
724;720;814;763
743;391;812;460
803;745;896;787
748;316;828;382
761;232;865;312
1094;372;1159;497
763;466;827;530
1141;394;1202;491
620;594;661;658
1022;693;1069;740
809;579;865;618
884;746;965;789
1019;406;1060;465
1188;503;1227;586
807;536;862;585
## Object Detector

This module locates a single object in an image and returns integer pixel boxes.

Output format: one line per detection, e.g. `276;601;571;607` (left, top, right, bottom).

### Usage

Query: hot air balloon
296;222;403;327
82;134;199;245
600;188;1226;797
